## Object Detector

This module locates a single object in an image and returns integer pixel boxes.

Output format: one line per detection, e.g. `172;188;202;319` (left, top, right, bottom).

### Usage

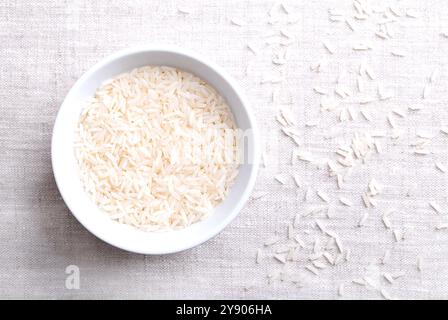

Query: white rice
391;49;406;57
429;201;443;214
317;190;330;203
75;66;239;230
381;288;392;300
177;6;192;14
339;197;353;207
382;250;391;264
274;253;287;264
231;18;246;26
256;249;262;264
435;162;447;173
383;272;394;284
338;283;345;296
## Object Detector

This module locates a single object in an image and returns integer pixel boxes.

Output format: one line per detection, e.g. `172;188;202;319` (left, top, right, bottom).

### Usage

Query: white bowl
52;46;260;254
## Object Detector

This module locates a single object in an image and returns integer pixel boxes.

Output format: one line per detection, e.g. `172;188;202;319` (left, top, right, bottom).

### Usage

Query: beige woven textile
1;0;448;299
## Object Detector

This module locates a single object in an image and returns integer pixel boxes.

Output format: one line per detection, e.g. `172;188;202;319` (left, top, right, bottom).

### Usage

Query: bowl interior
52;47;259;254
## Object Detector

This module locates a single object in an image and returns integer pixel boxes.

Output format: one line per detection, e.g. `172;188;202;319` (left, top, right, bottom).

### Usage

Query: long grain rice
75;66;239;230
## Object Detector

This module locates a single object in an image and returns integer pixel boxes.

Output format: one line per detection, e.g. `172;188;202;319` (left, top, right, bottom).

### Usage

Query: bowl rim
51;45;260;255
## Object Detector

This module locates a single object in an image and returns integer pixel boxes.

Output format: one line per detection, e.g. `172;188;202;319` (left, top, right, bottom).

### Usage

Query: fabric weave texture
1;0;448;299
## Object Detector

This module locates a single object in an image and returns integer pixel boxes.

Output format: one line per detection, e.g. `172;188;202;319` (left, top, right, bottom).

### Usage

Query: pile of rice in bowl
74;66;240;231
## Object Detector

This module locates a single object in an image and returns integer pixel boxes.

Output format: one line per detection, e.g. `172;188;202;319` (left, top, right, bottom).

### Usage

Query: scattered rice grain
429;201;442;214
317;190;330;203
